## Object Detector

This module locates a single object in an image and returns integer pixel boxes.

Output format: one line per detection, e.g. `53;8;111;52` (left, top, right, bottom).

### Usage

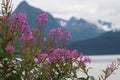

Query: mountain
13;1;104;42
65;17;78;27
67;31;120;55
12;1;60;34
56;17;105;41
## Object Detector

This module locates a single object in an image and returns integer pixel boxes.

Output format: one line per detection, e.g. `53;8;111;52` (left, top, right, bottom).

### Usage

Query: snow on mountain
59;20;67;27
56;17;105;41
55;18;67;27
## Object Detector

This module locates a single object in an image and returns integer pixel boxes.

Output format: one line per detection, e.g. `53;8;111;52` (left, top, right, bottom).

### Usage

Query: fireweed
0;0;120;80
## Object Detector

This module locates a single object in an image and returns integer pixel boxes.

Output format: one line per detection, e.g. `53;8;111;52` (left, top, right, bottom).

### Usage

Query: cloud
0;0;120;27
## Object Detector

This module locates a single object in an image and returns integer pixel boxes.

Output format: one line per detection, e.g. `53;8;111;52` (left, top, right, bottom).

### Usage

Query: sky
0;0;120;28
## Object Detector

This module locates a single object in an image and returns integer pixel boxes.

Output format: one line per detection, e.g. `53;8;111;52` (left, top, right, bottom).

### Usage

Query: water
77;55;120;80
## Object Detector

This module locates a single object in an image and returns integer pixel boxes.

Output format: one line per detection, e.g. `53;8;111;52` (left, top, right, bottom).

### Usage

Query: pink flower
83;57;91;63
12;13;27;25
20;33;27;41
42;37;47;42
79;53;83;59
21;25;30;32
35;53;48;65
20;32;34;41
34;58;40;65
5;45;15;54
107;65;114;73
56;53;63;60
49;54;56;64
49;27;72;41
71;50;79;58
35;12;48;23
28;32;35;41
38;53;48;60
65;51;72;59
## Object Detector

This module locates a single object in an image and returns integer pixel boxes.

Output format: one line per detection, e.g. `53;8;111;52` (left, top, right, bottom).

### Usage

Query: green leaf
78;77;88;80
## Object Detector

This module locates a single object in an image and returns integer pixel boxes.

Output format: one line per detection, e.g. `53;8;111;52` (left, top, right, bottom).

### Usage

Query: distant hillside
13;1;105;43
56;17;105;41
12;1;60;34
67;31;120;55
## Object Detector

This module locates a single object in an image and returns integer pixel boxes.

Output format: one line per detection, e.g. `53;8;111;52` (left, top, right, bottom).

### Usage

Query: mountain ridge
56;17;105;41
67;31;120;55
12;1;60;34
13;1;104;42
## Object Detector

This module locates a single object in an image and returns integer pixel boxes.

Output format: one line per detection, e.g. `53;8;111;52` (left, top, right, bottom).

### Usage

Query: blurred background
0;0;120;79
